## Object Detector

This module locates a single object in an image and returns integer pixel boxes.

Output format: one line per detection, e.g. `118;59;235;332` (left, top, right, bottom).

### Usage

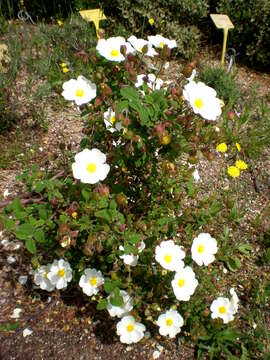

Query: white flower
148;35;177;49
191;233;218;266
96;37;133;62
107;290;133;318
62;75;97;106
171;266;198;301
11;308;22;319
47;259;72;290
193;169;200;182
23;328;33;337
34;265;55;292
119;241;145;267
210;297;235;324
183;81;222;121
104;108;123;133
3;189;10;197
127;35;157;57
79;268;104;296
230;288;239;314
135;73;164;90
186;69;197;82
72;148;110;184
155;240;185;271
116;315;146;344
157;309;184;338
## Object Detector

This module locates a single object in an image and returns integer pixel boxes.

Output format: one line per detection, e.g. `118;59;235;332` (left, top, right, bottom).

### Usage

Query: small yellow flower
62;67;69;73
235;160;248;170
161;269;168;276
57;20;63;27
235;143;241;152
61;62;67;68
72;211;77;219
149;18;154;26
216;143;227;153
227;166;240;178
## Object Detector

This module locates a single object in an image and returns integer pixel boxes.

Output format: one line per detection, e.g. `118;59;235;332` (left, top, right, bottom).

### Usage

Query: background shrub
211;0;270;69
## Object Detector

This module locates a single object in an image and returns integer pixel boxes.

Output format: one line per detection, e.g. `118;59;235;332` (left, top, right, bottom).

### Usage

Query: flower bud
115;193;128;207
95;97;102;107
120;45;127;56
122;117;131;127
227;111;235;120
141;44;148;54
97;185;110;198
160;133;172;146
119;224;126;232
156;123;165;135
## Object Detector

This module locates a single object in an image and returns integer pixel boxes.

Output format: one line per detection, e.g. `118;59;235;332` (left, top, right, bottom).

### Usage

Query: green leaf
34;229;45;243
104;279;115;294
16;223;35;240
110;288;124;307
95;209;111;222
82;188;91;201
98;198;108;209
116;100;129;114
25;238;36;254
237;243;253;255
11;198;23;213
187;176;195;197
35;181;46;193
226;256;242;272
96;299;108;310
120;86;139;101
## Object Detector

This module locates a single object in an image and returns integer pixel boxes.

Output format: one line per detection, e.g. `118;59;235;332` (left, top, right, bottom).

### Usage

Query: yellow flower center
110;116;116;124
44;272;48;279
126;324;134;332
197;244;205;253
218;306;227;314
75;89;84;97
159;42;164;48
194;98;204;109
86;163;97;173
58;269;65;278
164;254;172;264
166;318;173;326
178;278;185;288
138;47;142;52
110;49;119;57
89;277;97;286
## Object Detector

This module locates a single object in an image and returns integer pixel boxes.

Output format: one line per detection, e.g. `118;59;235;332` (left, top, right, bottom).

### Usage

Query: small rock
11;308;22;319
7;255;16;264
18;275;28;285
23;328;33;337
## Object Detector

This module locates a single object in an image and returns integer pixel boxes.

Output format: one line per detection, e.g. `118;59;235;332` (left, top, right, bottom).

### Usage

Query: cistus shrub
213;0;270;69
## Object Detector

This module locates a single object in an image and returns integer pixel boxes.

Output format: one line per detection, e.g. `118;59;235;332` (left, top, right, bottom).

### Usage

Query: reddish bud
119;224;126;232
227;111;235;120
156;123;165;135
97;185;110;198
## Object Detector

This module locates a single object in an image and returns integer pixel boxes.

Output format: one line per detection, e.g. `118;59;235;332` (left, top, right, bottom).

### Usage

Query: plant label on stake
79;9;106;39
17;7;35;45
210;14;234;65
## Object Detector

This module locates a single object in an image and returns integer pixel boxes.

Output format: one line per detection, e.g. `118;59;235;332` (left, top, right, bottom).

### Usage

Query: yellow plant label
210;14;234;30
